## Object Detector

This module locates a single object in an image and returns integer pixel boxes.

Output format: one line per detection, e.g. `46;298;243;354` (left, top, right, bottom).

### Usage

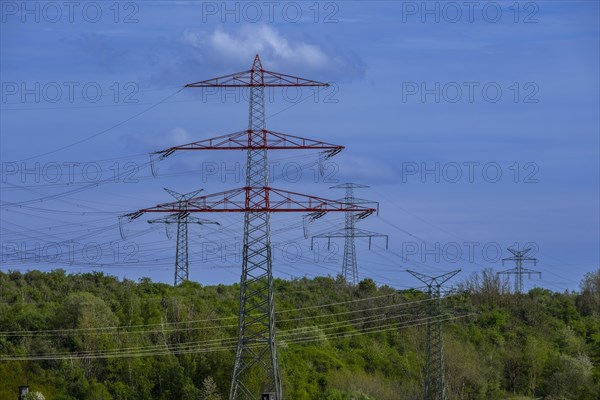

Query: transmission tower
146;188;219;286
497;247;540;293
311;183;387;285
122;55;375;400
407;269;460;400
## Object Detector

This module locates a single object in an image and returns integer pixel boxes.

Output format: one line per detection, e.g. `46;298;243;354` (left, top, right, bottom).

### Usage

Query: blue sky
1;1;598;292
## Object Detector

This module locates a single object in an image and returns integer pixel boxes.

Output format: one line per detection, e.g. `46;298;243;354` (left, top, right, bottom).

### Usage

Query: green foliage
24;392;46;400
578;269;600;317
199;376;222;400
0;269;598;399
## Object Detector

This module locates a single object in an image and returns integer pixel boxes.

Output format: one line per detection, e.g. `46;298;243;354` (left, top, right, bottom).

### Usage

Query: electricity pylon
311;183;387;285
497;246;540;293
123;55;375;400
407;269;460;400
146;188;219;286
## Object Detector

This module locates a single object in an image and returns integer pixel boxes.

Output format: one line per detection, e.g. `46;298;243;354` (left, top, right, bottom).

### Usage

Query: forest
0;268;598;400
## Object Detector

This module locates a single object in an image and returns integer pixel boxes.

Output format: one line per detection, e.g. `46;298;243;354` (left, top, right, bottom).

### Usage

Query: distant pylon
497;246;540;293
311;183;387;285
147;188;218;286
407;269;460;400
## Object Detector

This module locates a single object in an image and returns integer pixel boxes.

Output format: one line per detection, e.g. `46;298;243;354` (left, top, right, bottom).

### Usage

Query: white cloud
206;25;329;69
181;29;206;48
147;25;364;87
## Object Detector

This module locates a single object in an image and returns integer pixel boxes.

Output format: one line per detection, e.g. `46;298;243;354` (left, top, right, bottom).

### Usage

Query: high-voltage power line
311;183;387;285
122;55;375;400
146;188;219;286
497;246;540;293
407;269;460;400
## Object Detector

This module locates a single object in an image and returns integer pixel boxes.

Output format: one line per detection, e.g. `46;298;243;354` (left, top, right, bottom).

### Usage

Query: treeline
0;269;598;400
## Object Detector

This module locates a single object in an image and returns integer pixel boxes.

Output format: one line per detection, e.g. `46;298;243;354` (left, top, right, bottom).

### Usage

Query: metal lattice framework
497;247;540;294
311;183;387;285
407;269;461;400
146;188;219;286
124;55;375;400
155;130;342;158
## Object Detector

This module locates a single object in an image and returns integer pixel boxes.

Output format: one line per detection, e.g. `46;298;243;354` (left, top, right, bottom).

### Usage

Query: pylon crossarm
346;197;378;205
507;247;532;257
312;228;388;251
407;269;461;289
313;228;388;238
497;267;518;275
185;69;254;87
163;188;204;201
266;187;375;213
433;270;461;287
330;183;370;189
154;130;343;159
515;267;542;278
312;228;388;239
125;187;376;217
185;67;330;88
503;257;536;264
148;216;220;225
406;270;436;287
185;216;221;225
331;197;379;212
147;214;180;224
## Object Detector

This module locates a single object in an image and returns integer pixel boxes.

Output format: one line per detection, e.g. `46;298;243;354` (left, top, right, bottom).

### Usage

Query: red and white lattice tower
124;55;375;400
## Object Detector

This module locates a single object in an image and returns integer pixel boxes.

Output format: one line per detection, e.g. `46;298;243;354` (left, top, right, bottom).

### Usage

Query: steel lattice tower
407;269;460;400
123;55;376;400
311;183;387;285
231;55;281;400
497;247;540;293
146;188;218;286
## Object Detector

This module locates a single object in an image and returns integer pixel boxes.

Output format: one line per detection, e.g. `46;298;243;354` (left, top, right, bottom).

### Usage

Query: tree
578;268;600;316
357;279;377;296
200;376;222;400
56;292;118;379
541;354;596;399
181;383;202;400
458;268;510;305
0;270;598;399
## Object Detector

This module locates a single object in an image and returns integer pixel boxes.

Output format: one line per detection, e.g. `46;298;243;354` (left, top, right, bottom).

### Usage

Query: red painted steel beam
185;69;329;88
125;187;376;219
154;130;343;155
185;55;329;88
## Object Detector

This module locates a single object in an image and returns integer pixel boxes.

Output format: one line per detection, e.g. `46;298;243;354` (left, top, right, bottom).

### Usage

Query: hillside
0;269;598;400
